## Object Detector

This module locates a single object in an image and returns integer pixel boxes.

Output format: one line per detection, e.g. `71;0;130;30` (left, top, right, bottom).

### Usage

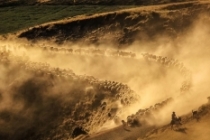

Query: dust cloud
0;12;210;140
123;13;210;126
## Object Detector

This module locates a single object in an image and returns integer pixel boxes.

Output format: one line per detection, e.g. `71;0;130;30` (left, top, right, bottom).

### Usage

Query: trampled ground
0;1;210;140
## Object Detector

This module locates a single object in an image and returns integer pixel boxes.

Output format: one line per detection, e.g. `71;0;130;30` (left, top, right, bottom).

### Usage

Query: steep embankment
18;1;210;46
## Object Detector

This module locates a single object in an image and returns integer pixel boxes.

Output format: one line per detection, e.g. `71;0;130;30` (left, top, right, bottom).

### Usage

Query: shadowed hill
18;1;210;46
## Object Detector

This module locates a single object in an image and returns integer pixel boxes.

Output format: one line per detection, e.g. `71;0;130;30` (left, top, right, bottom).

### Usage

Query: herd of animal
0;43;198;139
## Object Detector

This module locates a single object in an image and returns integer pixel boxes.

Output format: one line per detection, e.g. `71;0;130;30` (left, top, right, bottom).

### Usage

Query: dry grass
0;5;135;34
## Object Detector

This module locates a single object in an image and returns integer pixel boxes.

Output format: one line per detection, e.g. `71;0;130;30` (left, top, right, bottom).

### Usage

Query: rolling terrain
0;1;210;140
17;1;210;46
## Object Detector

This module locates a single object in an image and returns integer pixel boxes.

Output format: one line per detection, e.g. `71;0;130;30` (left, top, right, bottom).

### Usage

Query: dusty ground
1;1;210;140
86;101;210;140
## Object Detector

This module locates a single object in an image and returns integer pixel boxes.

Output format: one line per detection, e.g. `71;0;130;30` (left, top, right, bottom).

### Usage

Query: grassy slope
0;5;134;34
0;0;194;5
17;1;210;46
0;0;195;35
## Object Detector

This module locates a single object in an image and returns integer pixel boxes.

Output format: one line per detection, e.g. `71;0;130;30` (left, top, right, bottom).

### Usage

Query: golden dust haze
0;9;210;140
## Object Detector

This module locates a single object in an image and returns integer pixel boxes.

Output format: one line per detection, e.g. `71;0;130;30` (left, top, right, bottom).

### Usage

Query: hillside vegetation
0;5;134;34
17;1;210;46
0;0;193;6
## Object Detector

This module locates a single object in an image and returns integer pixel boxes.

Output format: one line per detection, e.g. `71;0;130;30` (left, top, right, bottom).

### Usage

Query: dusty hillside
142;99;210;140
85;99;210;140
18;1;210;47
0;39;195;140
1;1;210;140
0;47;141;140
